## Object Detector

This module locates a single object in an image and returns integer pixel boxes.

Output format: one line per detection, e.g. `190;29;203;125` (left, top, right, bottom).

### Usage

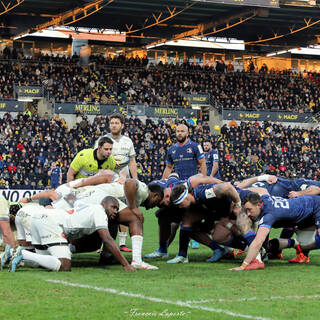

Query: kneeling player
10;197;135;272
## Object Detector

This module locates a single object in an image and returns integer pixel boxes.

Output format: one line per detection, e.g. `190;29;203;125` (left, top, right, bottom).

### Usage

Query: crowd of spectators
0;111;319;190
0;48;319;113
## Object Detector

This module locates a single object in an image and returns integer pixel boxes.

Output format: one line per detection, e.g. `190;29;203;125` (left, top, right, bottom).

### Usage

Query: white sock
256;252;262;262
131;235;143;263
119;232;127;247
22;250;61;271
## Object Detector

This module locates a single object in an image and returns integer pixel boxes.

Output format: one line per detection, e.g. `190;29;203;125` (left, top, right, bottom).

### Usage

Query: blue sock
225;235;234;247
315;234;320;249
158;241;168;254
287;238;295;248
244;231;256;246
178;226;193;257
209;240;223;251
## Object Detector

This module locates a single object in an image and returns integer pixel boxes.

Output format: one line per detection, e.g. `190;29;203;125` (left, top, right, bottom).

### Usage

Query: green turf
1;209;320;320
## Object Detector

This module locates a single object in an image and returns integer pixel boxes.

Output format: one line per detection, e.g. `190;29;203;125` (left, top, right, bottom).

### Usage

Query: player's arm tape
225;222;233;230
258;175;270;182
234;201;242;208
259;224;271;230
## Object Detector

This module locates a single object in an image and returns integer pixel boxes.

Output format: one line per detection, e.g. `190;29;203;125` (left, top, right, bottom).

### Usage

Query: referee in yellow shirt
67;136;116;182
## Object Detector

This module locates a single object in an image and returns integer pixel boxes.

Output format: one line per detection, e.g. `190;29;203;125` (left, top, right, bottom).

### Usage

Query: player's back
260;194;317;227
292;178;320;191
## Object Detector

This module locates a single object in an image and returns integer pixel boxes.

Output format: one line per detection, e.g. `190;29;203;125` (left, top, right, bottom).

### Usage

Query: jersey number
273;197;289;209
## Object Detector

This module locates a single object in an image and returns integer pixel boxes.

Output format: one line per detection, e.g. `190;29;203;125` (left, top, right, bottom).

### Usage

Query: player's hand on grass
229;266;245;271
123;265;136;272
132;208;144;223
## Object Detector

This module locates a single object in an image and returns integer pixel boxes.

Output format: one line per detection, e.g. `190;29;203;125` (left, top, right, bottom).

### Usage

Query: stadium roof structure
1;0;320;53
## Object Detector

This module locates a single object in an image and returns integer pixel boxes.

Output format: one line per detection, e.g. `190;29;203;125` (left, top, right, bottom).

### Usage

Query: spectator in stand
48;161;62;189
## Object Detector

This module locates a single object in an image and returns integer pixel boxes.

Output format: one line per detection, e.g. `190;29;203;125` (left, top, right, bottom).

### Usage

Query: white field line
47;279;270;320
185;294;320;304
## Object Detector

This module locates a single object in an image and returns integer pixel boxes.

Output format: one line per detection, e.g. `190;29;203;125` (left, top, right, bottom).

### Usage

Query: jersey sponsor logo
205;188;216;199
300;184;308;190
187;148;192;153
66;209;75;215
172;150;176;154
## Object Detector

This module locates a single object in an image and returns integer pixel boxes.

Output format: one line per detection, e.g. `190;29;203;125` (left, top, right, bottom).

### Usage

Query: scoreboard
193;0;279;8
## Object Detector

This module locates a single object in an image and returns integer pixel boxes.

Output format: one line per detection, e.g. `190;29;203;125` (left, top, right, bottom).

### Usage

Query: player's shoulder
76;148;94;157
119;135;134;144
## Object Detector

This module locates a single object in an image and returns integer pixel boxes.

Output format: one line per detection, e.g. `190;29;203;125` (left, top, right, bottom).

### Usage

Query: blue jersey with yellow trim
166;139;204;180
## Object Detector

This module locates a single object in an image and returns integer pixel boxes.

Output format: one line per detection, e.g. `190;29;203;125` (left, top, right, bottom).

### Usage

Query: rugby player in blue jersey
237;174;320;262
162;124;206;180
144;174;223;259
229;193;320;271
203;140;221;179
167;182;242;263
162;123;206;249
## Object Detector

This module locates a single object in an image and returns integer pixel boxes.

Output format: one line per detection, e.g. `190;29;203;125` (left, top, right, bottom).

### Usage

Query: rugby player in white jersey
95;113;137;252
10;196;136;272
0;196;20;268
20;176;164;270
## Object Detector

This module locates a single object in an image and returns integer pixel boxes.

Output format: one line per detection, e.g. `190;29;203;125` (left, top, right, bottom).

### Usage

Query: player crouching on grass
230;192;320;271
9;196;136;272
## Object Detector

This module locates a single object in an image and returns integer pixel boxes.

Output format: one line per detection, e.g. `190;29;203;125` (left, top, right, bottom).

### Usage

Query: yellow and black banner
55;103;197;118
223;110;316;123
0;100;24;112
14;85;43;98
184;93;210;106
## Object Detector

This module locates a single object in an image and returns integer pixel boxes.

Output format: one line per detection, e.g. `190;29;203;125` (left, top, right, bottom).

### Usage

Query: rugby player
10;197;136;272
237;174;320;262
144;174;223;259
21;177;164;270
229;193;320;271
203;140;221;179
162;123;206;249
168;183;268;264
0;196;21;268
95;113;138;252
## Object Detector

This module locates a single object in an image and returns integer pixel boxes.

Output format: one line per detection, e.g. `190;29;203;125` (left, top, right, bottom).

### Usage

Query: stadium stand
0;108;319;189
0;52;319;112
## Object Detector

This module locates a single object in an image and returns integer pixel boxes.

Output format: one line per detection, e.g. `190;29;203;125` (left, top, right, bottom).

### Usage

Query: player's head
97;136;113;160
243;192;263;221
145;184;164;209
203;140;212;152
170;183;194;208
159;188;171;207
9;203;22;217
109;113;124;135
176;124;188;143
101;196;119;221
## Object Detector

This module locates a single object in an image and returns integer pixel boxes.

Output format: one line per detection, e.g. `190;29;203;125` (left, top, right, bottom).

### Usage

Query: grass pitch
1;208;320;320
